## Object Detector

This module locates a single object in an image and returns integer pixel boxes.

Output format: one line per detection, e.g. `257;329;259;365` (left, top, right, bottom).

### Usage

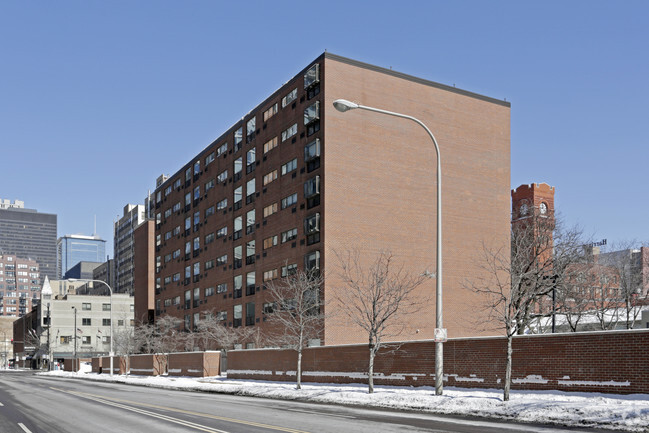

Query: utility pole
72;306;77;371
46;303;51;371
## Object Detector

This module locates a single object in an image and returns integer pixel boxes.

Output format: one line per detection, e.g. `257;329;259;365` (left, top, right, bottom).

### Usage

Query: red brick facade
227;330;649;394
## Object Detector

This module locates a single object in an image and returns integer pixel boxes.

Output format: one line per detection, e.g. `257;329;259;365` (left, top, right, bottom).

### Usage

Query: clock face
520;203;528;216
540;203;548;215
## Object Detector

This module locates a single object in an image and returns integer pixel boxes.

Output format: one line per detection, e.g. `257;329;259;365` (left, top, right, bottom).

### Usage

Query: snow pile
40;370;649;432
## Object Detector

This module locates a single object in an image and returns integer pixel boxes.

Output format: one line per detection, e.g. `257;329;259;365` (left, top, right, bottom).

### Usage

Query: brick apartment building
152;52;511;346
0;254;40;317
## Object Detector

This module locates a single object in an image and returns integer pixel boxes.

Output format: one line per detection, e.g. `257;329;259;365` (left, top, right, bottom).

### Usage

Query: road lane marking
18;423;32;433
51;387;309;433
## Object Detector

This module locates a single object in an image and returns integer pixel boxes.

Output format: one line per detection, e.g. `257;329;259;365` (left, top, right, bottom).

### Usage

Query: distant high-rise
57;234;106;278
114;204;148;294
0;199;57;281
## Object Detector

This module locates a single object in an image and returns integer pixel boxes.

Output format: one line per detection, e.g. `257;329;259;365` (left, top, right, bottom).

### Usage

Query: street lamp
333;99;445;395
69;279;114;377
71;306;77;371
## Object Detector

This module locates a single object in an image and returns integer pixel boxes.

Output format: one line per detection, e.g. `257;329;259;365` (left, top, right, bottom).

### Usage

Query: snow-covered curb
39;370;649;432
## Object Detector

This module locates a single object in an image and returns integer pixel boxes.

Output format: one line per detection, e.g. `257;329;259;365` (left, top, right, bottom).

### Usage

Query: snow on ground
39;370;649;432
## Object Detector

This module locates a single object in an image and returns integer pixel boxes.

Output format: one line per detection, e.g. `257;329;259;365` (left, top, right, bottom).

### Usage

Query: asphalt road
0;370;618;433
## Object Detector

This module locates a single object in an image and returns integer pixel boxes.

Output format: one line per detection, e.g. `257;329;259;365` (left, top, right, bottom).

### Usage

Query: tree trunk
504;335;512;401
296;349;302;390
368;345;375;394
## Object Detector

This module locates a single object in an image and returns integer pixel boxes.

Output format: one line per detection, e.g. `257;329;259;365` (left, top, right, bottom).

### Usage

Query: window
263;170;278;186
234;216;242;240
118;320;125;326
245;302;255;326
281;193;298;209
246;240;256;264
165;231;172;240
281;263;297;277
165;185;172;196
164;298;171;307
102;318;111;326
263;103;278;122
282;88;297;107
185;167;192;183
304;175;320;198
305;138;321;172
205;259;215;270
103;336;111;344
173;295;180;305
281;158;298;175
173;249;181;259
164;208;172;218
164;276;172;285
82;318;91;326
185;217;191;232
217;142;228;157
304;101;320;125
263;269;278;282
216;254;227;266
281;123;297;142
82;336;91;345
246;272;256;296
246;148;256;173
233;304;242;327
234;157;243;182
217;169;228;183
185;265;191;279
156;234;161;247
185;290;191;309
185;241;191;256
194;160;201;176
205;206;215;218
193;262;201;276
60;336;71;345
205;232;215;245
173;202;181;212
234;246;242;269
234;186;243;210
205;151;215;166
193;186;200;201
305;251;321;272
305;213;321;245
263;137;278;154
263;302;275;314
263;203;278;218
246;117;256;142
173;273;180;282
217;283;228;293
102;303;111;311
304;63;320;88
217;198;228;210
281;228;298;243
205;179;215;192
234;275;242;298
164;253;172;263
246;178;256;203
234;127;243;152
205;287;214;297
82;303;91;311
194;287;200;308
173;178;182;189
217;226;228;238
263;235;278;250
173;225;181;236
185;192;191;206
193;237;200;252
246;209;255;234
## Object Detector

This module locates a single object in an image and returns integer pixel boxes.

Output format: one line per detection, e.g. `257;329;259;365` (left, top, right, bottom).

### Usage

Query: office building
93;259;116;292
0;199;57;281
57;234;106;279
152;53;511;345
114;204;147;295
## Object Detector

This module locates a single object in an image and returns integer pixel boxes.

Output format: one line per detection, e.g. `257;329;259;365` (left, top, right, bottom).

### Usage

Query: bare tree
195;311;258;354
265;268;324;389
150;315;183;355
467;214;585;401
336;250;426;394
113;315;138;374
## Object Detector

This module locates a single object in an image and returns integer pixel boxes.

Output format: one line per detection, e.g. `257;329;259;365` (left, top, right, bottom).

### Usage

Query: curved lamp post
333;99;445;395
70;279;114;377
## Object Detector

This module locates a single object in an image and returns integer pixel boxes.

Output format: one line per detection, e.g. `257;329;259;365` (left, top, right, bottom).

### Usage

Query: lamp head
333;99;358;112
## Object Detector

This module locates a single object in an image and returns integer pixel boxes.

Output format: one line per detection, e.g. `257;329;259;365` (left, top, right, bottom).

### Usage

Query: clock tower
511;183;555;223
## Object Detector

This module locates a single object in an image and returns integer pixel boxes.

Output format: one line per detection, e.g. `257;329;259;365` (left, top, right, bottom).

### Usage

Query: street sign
434;328;447;343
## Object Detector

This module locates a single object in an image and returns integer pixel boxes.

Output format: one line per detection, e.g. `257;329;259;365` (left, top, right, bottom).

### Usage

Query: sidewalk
40;369;649;432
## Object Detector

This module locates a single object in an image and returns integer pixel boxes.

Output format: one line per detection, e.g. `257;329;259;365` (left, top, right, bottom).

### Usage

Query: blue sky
1;1;647;256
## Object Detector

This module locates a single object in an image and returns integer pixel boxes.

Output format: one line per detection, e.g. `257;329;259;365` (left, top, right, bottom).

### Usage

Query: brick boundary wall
227;329;649;394
168;351;221;377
